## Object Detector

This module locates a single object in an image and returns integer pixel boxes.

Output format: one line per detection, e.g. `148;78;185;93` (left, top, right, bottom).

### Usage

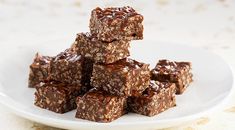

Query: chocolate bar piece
91;58;150;96
151;59;193;94
50;49;93;92
28;53;52;88
50;49;82;84
34;82;82;113
72;33;130;64
89;6;143;42
128;81;176;116
75;88;127;122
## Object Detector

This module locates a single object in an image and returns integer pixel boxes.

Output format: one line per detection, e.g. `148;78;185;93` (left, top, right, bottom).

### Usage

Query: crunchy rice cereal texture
151;59;193;94
28;53;52;88
34;82;82;113
75;88;127;122
89;6;143;42
128;81;176;116
91;58;150;96
72;32;130;64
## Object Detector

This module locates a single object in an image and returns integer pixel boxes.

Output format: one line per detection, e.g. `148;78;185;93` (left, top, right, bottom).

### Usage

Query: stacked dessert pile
28;6;193;122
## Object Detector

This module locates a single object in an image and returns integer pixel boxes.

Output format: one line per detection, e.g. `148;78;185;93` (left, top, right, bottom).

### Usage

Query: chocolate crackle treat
75;88;127;122
89;6;143;42
91;58;150;96
72;33;130;64
50;49;93;92
128;81;176;116
151;59;193;94
34;82;82;113
28;53;52;88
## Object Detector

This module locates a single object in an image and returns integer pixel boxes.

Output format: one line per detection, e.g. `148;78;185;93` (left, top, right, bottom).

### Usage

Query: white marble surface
0;0;235;130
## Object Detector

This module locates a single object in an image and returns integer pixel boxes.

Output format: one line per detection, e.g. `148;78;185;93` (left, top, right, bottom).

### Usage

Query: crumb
225;106;235;112
218;0;230;7
32;123;64;130
156;0;169;6
196;117;210;125
74;0;81;7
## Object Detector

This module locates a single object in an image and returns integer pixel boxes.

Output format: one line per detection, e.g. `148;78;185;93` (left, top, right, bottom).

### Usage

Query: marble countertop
0;0;235;130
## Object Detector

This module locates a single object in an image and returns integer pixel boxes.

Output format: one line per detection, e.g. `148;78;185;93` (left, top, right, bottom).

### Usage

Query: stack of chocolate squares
30;49;94;113
28;6;193;123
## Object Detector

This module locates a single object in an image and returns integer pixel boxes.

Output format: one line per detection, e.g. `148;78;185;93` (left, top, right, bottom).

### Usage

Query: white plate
0;41;234;130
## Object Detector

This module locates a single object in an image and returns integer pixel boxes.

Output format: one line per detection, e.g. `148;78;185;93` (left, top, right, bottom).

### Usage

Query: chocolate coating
34;82;82;113
75;88;127;122
128;81;176;116
151;59;193;94
91;58;150;96
28;53;52;88
72;32;130;64
89;6;143;42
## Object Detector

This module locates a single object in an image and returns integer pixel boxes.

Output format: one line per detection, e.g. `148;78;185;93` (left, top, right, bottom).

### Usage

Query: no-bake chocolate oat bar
91;58;150;96
34;82;82;113
128;81;176;116
151;59;193;94
75;88;127;122
50;49;93;91
72;33;130;64
28;53;52;88
89;6;143;42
